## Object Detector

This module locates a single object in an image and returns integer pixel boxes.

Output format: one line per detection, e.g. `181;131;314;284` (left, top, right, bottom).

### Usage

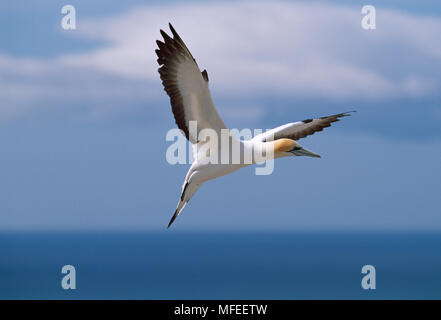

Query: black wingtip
160;29;173;43
169;23;178;38
156;39;165;47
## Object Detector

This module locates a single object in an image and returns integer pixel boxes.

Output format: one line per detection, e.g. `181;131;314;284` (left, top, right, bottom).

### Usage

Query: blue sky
1;0;440;230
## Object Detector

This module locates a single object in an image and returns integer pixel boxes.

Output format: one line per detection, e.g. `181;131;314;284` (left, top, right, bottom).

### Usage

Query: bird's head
273;138;321;158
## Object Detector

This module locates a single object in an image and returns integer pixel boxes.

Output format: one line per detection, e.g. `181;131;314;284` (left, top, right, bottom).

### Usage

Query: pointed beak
291;146;321;158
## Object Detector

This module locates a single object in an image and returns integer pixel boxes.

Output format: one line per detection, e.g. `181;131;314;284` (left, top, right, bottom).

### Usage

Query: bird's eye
291;146;302;151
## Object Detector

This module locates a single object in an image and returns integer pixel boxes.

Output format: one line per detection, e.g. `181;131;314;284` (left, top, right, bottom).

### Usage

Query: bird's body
155;24;354;227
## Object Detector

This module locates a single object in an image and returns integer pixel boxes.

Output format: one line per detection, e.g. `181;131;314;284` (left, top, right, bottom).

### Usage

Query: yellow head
273;138;298;153
271;138;321;158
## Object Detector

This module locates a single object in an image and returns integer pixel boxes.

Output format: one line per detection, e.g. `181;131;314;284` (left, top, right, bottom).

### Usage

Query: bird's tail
168;177;202;228
167;200;188;228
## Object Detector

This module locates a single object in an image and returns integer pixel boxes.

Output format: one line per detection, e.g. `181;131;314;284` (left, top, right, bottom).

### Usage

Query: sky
0;0;440;231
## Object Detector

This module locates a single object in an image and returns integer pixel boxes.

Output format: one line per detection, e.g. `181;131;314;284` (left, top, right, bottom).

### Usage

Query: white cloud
62;2;441;97
1;1;441;120
0;53;159;120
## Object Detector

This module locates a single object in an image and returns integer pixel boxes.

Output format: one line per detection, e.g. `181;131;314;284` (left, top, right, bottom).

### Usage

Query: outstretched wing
156;23;227;144
254;111;355;142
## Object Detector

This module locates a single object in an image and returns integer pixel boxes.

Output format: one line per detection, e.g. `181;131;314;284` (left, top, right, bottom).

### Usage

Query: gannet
155;24;354;228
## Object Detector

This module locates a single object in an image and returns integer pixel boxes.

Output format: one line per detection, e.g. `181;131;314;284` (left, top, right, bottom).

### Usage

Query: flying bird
155;23;354;228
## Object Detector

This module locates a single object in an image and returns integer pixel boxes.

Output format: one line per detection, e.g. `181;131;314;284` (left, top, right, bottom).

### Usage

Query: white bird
156;24;354;228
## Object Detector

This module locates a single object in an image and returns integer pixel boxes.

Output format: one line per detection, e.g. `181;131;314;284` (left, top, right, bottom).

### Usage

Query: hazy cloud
1;1;441;120
64;1;441;98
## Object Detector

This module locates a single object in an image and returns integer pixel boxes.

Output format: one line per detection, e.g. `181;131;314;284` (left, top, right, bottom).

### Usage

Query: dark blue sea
0;231;440;299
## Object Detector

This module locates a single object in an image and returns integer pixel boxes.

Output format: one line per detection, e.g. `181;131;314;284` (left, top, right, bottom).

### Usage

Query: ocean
0;231;440;299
